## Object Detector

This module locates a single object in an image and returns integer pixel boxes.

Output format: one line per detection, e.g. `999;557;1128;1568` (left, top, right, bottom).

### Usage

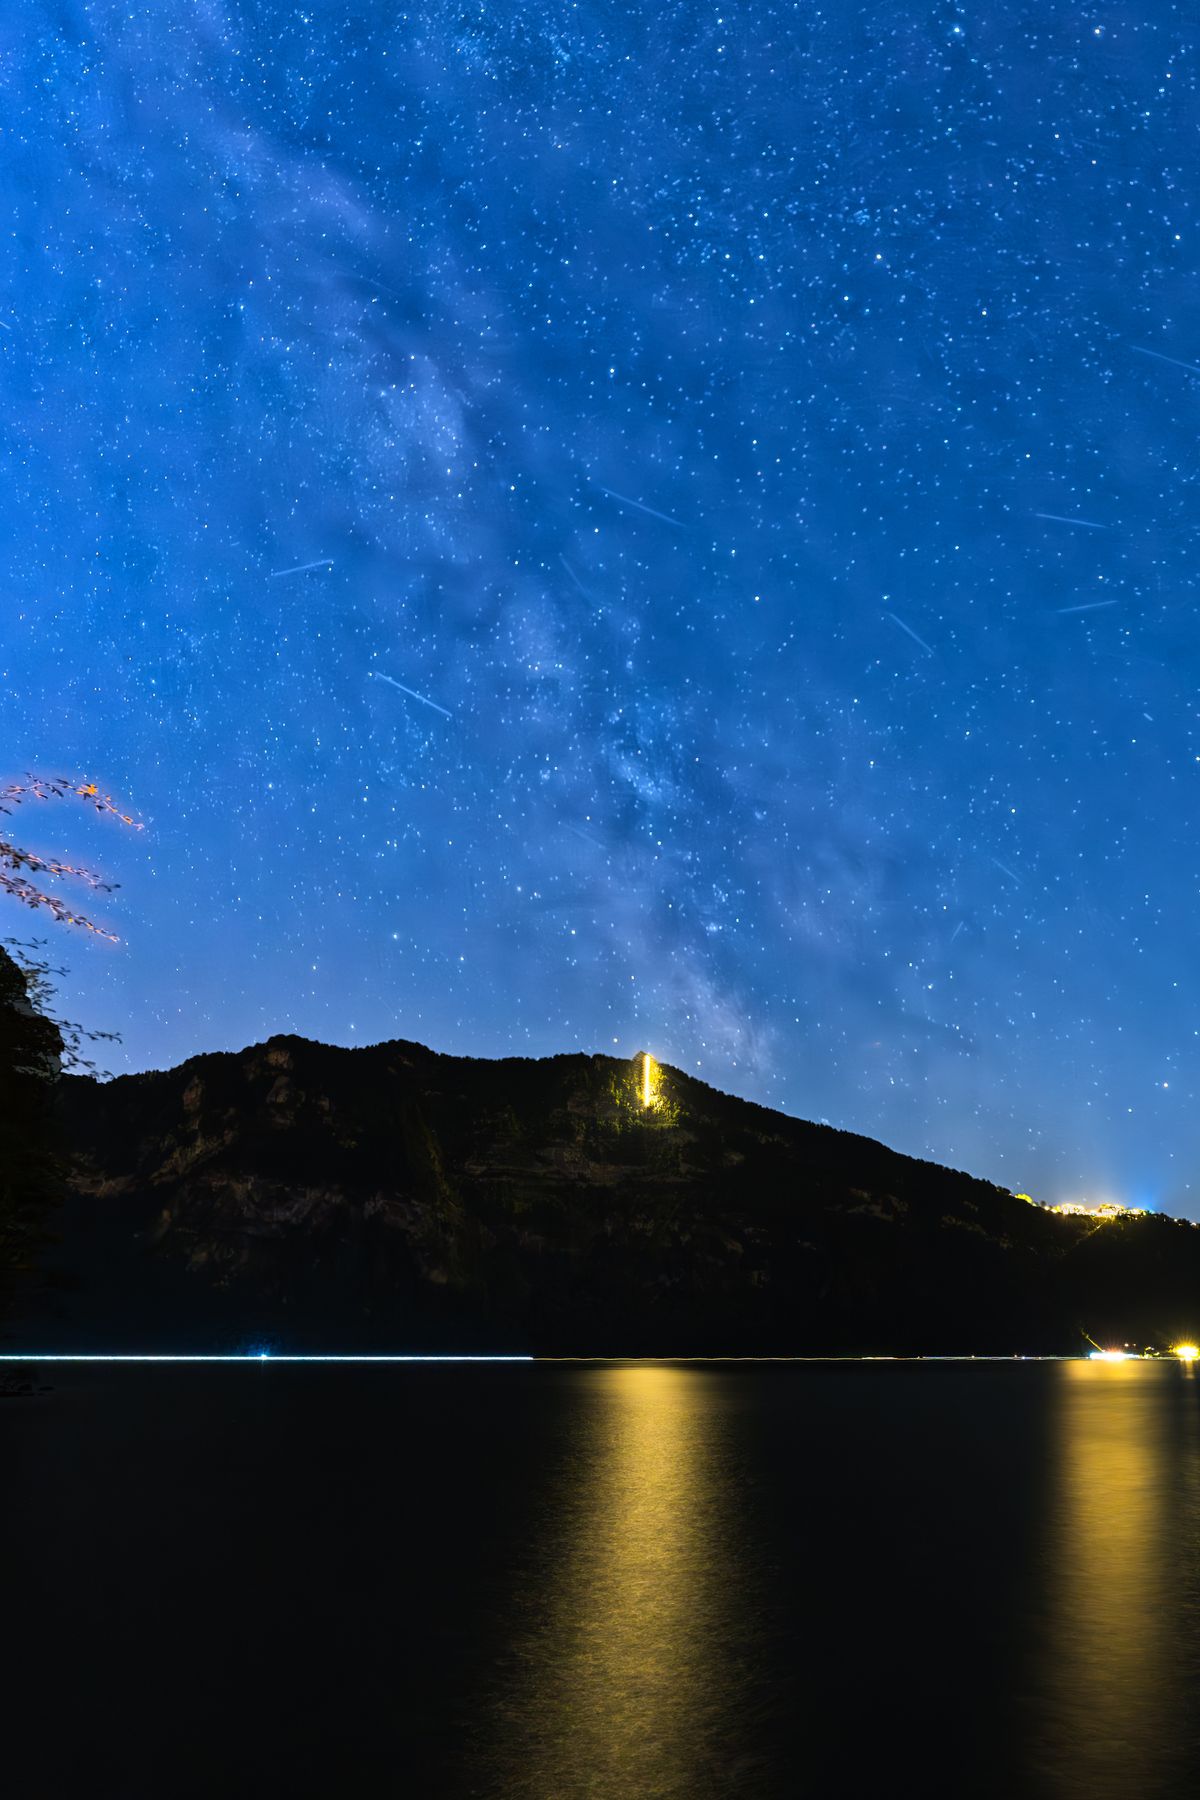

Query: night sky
5;3;1200;1211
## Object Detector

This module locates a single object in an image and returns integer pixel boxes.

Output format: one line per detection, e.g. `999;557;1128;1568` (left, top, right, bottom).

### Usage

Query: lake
9;1358;1200;1797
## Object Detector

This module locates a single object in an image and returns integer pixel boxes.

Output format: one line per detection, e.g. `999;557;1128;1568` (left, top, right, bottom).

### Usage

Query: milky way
5;2;1200;1211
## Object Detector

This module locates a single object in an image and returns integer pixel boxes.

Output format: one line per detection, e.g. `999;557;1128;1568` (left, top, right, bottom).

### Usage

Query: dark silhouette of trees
0;943;64;1308
0;776;139;1319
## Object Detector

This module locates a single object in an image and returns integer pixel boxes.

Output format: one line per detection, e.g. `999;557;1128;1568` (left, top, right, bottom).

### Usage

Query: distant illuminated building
1039;1200;1148;1220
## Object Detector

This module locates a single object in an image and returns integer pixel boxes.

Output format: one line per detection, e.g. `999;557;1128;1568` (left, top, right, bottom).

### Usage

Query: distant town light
1088;1349;1128;1362
1041;1200;1147;1219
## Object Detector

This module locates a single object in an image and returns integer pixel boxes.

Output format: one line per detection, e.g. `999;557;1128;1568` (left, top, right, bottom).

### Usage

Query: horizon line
0;1351;1141;1365
0;1352;534;1363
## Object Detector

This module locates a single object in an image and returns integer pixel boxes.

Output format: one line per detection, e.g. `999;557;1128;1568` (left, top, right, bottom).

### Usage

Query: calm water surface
10;1360;1200;1797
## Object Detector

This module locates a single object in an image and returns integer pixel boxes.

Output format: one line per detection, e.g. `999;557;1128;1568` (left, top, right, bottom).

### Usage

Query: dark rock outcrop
17;1032;1200;1353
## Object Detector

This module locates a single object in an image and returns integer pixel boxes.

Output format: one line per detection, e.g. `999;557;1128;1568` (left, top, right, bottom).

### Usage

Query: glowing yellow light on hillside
641;1052;654;1108
1174;1343;1200;1362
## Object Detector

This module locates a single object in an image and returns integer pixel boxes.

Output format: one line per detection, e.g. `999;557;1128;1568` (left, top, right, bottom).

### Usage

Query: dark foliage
0;945;64;1308
28;1032;1200;1354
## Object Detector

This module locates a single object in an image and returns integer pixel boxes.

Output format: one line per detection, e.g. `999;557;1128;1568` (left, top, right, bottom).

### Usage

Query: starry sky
4;2;1200;1211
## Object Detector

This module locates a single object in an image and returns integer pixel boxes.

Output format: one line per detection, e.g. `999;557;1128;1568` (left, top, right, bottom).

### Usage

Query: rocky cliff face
21;1033;1200;1353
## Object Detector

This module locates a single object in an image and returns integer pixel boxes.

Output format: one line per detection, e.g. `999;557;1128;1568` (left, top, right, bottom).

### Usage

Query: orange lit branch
0;776;143;829
0;874;119;941
0;841;115;891
0;775;141;940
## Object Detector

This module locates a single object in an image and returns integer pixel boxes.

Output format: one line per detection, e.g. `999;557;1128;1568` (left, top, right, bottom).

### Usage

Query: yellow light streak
641;1052;653;1108
1048;1352;1171;1794
1173;1343;1199;1362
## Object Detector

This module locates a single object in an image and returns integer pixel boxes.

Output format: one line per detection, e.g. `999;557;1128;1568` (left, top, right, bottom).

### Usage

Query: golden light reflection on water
1037;1360;1198;1796
480;1364;757;1799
